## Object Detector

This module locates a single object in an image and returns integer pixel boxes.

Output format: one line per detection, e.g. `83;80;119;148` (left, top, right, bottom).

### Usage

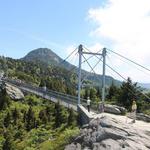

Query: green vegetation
0;88;78;150
106;78;150;114
0;51;150;149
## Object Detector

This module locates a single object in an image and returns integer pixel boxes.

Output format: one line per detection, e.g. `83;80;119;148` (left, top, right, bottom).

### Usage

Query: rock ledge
65;116;150;150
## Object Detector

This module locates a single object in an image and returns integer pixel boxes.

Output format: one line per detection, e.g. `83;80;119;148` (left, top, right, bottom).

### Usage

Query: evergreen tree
39;109;48;124
0;87;10;110
84;88;89;99
23;111;26;123
67;108;76;126
12;108;19;125
45;105;51;122
107;82;118;100
54;102;63;128
96;87;101;99
89;87;97;102
26;106;35;131
39;78;46;87
4;111;11;128
3;132;15;150
118;77;139;110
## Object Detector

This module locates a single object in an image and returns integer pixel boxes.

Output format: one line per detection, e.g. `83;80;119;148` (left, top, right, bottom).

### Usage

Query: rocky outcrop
136;113;150;122
65;116;150;150
5;83;24;100
104;104;127;115
0;82;24;100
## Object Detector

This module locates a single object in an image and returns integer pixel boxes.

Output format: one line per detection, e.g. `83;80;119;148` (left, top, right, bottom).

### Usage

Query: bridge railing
4;78;98;111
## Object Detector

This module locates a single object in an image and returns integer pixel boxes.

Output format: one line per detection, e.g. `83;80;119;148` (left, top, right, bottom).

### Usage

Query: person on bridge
87;97;91;112
131;100;137;123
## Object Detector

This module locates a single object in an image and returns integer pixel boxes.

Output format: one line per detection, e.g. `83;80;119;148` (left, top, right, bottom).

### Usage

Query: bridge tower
77;45;107;110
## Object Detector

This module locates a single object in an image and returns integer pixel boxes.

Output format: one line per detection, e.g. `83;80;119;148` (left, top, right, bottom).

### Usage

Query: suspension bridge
3;78;150;128
1;44;150;125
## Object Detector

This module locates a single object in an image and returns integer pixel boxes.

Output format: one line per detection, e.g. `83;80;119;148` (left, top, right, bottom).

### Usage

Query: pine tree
39;78;46;87
23;111;26;123
0;87;10;110
4;111;11;128
107;82;118;100
118;77;139;110
3;132;15;150
96;87;101;99
84;88;89;99
39;109;48;124
12;108;19;125
45;105;51;122
54;102;63;128
26;106;35;131
90;87;97;102
67;108;76;126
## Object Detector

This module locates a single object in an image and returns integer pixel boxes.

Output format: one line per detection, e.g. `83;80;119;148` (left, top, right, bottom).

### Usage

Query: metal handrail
4;78;98;111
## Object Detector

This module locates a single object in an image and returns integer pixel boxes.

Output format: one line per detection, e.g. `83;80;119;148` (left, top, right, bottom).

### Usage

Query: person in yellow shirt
131;100;137;123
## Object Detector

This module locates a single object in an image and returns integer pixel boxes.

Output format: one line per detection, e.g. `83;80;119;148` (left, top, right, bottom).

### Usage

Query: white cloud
88;0;150;82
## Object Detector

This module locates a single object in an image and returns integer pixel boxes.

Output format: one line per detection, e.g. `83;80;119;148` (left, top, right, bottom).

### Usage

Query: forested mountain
21;48;121;87
0;55;77;95
21;48;74;70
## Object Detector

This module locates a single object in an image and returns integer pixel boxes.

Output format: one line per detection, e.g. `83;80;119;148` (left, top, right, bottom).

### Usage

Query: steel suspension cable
69;49;102;74
62;47;78;63
107;48;150;73
106;64;127;81
107;53;150;77
82;54;99;75
81;56;103;83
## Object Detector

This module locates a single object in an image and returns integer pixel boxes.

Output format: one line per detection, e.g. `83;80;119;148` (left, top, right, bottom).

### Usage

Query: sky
0;0;150;83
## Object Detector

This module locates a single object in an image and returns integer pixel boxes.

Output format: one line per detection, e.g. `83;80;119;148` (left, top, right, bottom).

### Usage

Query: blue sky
0;0;103;58
1;0;150;82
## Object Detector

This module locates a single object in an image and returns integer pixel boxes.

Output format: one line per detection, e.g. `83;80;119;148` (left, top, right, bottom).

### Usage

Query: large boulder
104;104;126;115
136;113;150;122
4;83;24;100
65;116;150;150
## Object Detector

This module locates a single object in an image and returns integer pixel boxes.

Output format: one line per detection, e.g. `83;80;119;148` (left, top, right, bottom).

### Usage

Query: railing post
78;44;83;105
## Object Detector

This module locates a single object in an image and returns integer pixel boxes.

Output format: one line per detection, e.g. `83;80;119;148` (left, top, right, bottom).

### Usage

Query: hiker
131;100;137;123
87;97;91;112
99;102;104;113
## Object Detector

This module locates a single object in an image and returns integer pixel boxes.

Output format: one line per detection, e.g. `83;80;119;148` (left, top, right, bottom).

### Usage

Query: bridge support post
78;44;83;105
102;48;106;111
77;45;107;110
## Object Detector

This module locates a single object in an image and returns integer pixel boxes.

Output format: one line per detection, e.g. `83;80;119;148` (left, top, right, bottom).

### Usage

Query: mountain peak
31;48;54;54
22;48;62;66
21;48;74;70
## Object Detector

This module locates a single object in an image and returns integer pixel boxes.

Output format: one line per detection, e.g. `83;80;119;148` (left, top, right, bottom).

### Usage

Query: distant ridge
137;83;150;90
